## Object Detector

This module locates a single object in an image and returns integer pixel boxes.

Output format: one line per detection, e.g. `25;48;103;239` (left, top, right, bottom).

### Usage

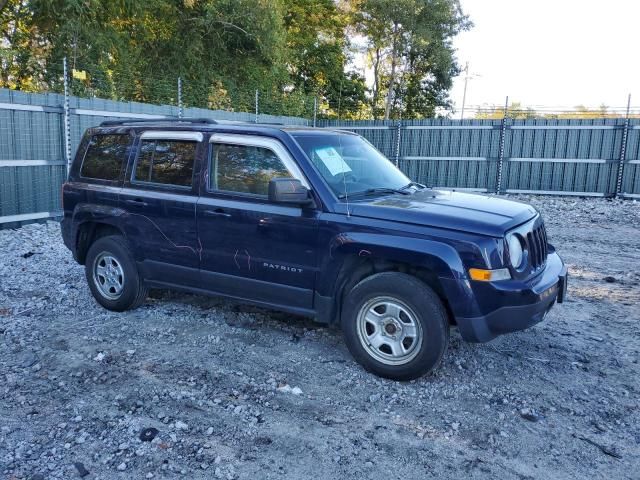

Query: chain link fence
1;58;639;228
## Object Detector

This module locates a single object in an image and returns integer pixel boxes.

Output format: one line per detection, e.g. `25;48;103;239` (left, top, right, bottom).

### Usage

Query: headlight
507;233;524;268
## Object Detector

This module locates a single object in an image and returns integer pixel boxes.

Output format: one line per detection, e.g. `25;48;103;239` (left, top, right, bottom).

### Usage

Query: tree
284;0;367;119
357;0;470;119
1;0;296;112
475;102;539;120
1;0;468;120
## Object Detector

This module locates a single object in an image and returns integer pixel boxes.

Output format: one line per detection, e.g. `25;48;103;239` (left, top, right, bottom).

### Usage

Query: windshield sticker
315;146;352;176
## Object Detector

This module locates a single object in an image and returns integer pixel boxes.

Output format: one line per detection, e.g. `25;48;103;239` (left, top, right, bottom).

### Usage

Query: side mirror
268;178;313;206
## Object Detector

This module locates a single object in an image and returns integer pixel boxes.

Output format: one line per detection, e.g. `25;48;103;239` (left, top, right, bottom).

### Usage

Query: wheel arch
75;221;127;265
71;205;129;264
316;233;466;326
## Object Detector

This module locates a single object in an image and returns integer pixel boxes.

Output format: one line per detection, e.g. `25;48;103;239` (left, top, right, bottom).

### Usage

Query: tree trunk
384;23;400;120
371;48;381;119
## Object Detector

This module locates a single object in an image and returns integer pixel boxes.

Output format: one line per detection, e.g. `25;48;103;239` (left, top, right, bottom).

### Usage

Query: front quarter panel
314;213;491;296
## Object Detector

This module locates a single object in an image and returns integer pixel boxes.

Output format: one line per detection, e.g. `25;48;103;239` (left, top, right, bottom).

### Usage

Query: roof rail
99;117;219;127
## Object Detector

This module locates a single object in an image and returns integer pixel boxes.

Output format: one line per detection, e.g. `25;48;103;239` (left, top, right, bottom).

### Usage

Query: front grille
526;222;548;269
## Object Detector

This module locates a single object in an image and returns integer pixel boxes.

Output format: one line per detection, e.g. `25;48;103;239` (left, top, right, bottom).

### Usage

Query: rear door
196;133;319;310
120;130;203;286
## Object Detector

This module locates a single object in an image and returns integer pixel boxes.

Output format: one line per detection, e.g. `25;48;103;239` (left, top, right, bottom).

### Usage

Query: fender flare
70;204;130;261
314;231;468;323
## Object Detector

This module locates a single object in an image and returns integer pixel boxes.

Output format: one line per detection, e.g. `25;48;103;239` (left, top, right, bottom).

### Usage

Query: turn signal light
469;268;511;282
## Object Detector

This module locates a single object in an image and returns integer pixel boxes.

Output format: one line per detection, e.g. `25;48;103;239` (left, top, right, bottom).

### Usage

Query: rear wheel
341;272;449;380
85;235;148;311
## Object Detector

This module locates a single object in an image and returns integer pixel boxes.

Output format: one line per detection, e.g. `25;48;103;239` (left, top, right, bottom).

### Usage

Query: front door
196;134;319;310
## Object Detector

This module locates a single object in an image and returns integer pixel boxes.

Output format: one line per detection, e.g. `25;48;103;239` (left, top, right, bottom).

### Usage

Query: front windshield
292;133;411;198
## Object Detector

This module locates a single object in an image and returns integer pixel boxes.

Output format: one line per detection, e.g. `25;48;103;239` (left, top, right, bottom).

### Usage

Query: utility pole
460;62;469;119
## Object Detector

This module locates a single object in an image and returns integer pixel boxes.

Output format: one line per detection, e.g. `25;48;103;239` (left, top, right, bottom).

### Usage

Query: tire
84;235;148;312
341;272;449;381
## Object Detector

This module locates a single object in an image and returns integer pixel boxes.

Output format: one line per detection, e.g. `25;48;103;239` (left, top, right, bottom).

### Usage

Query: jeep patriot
61;118;568;380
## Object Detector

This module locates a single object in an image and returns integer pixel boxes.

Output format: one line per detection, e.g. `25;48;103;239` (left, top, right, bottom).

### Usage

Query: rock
603;276;616;283
73;462;90;477
520;408;541;422
94;352;106;362
369;394;381;403
146;473;154;479
175;420;188;431
254;436;272;445
139;427;159;442
117;462;127;471
206;427;214;435
277;384;303;395
21;352;38;368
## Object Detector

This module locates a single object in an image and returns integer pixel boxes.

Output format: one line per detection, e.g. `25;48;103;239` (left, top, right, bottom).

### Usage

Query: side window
80;134;131;180
212;143;292;196
133;139;196;187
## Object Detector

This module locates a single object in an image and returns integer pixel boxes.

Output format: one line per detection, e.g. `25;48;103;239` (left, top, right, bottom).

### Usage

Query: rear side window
133;140;196;187
212;143;292;196
80;134;131;180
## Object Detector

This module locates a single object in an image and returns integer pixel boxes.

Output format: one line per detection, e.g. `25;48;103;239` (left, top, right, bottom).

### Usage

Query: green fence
2;88;639;227
0;88;309;227
320;118;640;197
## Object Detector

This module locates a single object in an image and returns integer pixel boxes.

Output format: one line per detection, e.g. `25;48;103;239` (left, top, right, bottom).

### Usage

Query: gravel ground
1;195;639;480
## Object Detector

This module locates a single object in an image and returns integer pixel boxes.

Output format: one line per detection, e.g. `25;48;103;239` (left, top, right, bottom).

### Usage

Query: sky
449;0;640;116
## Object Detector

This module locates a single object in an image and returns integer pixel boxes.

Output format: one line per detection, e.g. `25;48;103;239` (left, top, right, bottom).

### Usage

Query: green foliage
284;0;367;119
475;102;539;120
357;0;470;119
0;0;468;119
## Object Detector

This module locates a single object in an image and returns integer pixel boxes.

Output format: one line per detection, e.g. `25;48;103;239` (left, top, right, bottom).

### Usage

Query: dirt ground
1;195;639;480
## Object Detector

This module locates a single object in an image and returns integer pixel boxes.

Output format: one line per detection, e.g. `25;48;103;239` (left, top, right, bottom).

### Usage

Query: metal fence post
63;57;71;176
177;77;183;119
496;96;509;194
615;93;631;197
255;89;259;123
313;96;318;128
394;119;402;167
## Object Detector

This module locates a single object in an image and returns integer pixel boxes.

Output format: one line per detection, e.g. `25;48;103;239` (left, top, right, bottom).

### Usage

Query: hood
347;189;538;237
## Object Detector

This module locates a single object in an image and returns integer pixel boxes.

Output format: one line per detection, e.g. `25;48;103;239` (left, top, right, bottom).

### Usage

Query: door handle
125;198;148;207
203;209;232;219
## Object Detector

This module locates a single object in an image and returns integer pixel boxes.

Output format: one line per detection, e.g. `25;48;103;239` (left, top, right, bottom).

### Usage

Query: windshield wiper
399;181;427;191
339;187;412;199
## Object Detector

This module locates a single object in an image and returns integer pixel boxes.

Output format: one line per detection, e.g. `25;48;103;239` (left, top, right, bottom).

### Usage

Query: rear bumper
444;252;568;343
60;218;74;251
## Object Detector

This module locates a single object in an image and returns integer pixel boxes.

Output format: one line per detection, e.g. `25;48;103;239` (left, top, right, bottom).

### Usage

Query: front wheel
341;272;449;380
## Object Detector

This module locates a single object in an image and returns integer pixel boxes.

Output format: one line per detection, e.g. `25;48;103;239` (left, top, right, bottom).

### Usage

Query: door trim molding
198;196;302;217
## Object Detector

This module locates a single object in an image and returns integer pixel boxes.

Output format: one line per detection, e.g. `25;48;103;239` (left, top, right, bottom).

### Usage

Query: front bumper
443;252;568;343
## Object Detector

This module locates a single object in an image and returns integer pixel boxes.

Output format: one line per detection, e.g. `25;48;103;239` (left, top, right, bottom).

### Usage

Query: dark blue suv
61;118;567;380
